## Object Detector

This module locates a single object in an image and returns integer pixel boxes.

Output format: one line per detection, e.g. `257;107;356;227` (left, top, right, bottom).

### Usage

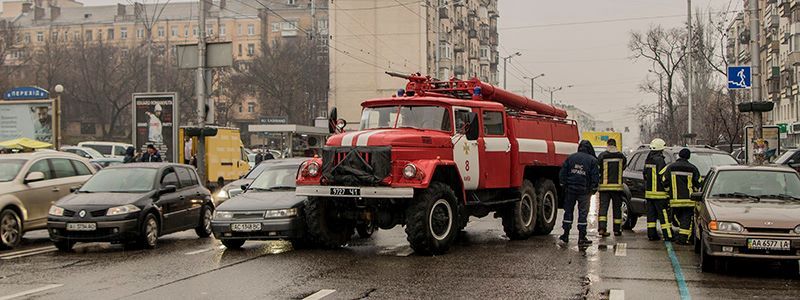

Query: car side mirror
24;171;45;184
241;184;249;191
159;185;177;195
691;192;704;202
466;112;479;141
70;185;82;193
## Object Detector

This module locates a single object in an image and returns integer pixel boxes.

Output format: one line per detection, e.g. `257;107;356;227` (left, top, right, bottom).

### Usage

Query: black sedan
47;163;214;251
212;159;310;249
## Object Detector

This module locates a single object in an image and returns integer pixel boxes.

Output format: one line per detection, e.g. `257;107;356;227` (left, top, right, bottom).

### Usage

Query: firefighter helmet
649;138;666;151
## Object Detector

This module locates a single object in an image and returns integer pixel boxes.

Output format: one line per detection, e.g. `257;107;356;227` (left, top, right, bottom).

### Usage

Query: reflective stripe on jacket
643;151;668;199
662;158;702;207
598;150;627;191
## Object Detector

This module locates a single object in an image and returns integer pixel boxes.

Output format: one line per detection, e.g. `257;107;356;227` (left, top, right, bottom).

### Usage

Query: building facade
329;0;499;126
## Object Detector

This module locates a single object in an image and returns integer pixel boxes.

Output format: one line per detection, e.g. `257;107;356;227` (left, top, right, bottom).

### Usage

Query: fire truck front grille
321;146;392;186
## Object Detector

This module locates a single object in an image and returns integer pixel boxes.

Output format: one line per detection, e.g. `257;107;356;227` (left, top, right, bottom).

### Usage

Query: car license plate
331;187;360;196
747;239;791;251
66;223;96;231
231;223;261;232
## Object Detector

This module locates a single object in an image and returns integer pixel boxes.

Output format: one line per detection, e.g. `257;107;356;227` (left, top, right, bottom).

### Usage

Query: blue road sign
3;86;50;100
728;66;751;89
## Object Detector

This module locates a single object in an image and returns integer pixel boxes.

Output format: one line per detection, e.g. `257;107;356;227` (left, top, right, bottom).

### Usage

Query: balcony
454;65;465;75
779;0;792;17
439;7;449;19
490;31;498;45
789;51;800;65
454;20;464;30
439;32;450;42
467;8;477;17
454;40;465;52
765;14;780;29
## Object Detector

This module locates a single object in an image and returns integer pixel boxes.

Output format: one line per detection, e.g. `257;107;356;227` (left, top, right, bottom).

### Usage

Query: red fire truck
296;73;579;255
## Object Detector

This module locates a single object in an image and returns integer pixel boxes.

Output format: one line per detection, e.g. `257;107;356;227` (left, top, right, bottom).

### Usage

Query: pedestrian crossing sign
728;66;751;89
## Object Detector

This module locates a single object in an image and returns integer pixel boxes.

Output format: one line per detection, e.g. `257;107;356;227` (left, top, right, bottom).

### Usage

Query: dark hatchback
212;159;309;249
621;146;739;229
47;163;214;251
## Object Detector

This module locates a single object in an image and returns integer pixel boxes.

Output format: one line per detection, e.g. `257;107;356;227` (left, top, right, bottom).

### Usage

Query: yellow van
178;127;250;189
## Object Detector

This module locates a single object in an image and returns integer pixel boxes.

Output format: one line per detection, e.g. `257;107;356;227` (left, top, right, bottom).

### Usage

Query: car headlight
709;221;743;233
403;163;417;179
214;211;234;220
106;204;141;216
794;225;800;234
307;162;320;177
264;208;298;219
49;206;64;216
216;189;229;200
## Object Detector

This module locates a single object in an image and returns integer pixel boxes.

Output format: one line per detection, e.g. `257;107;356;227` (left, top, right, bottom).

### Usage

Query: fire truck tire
502;179;538;240
532;179;558;235
405;182;458;255
304;197;353;249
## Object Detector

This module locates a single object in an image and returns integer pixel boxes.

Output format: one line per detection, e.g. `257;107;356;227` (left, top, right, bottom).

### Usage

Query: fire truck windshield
360;105;452;132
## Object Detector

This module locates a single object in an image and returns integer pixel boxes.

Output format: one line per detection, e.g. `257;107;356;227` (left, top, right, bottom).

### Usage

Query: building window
247;43;255;56
157;26;165;37
271;22;280;32
220;24;226;36
238;44;242;56
107;29;114;40
287;0;296;5
238;105;243;113
247;102;255;112
120;27;128;39
479;46;489;59
36;32;43;42
137;28;144;39
51;31;58;41
184;26;189;37
80;123;96;135
72;32;80;40
439;43;452;59
317;19;328;34
193;26;198;37
171;26;178;37
85;30;92;41
207;25;213;36
238;23;243;35
24;33;30;43
247;24;255;35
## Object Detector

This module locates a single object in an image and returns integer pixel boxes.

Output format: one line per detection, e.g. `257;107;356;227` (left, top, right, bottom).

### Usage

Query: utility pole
546;85;573;106
196;0;207;184
502;52;521;89
750;0;762;143
524;73;544;99
687;0;694;141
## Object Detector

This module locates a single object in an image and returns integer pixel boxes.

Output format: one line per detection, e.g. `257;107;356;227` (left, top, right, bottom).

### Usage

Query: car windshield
79;168;157;193
248;165;299;191
775;150;797;164
360;105;451;131
709;170;800;200
244;162;271;179
0;159;26;182
687;153;739;175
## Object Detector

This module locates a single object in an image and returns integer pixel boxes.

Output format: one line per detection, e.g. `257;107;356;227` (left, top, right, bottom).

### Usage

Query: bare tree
0;20;28;92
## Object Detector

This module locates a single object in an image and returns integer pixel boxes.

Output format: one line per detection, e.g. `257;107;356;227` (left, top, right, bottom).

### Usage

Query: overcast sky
25;0;739;147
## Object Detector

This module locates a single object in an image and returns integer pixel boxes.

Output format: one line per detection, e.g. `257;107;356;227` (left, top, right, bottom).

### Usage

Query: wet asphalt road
1;196;798;300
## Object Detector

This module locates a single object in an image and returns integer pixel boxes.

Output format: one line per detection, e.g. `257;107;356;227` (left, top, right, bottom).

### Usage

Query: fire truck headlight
403;164;417;179
307;162;320;177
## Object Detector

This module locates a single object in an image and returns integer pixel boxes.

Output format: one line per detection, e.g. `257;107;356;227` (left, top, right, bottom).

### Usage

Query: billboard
0;100;56;143
745;126;780;164
132;93;178;162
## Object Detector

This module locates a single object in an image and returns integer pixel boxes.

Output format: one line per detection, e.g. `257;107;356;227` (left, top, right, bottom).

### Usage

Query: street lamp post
502;52;522;90
54;84;64;150
546;85;573;106
524;73;545;99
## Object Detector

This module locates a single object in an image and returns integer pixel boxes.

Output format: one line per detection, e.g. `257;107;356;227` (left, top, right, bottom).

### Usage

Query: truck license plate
330;188;360;196
747;239;791;251
66;223;96;231
231;223;262;232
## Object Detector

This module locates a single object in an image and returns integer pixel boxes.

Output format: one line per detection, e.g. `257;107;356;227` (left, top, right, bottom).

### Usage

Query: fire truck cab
297;74;579;255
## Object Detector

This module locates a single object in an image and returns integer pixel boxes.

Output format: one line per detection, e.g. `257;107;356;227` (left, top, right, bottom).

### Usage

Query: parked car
211;159;309;249
731;147;746;164
0;152;95;249
693;165;800;272
621;146;739;229
47;163;214;251
90;158;124;169
215;159;299;204
77;141;133;159
61;146;105;160
775;148;800;172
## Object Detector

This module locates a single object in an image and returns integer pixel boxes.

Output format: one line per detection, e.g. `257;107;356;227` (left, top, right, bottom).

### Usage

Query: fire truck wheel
502;179;537;240
405;182;458;255
532;179;558;235
304;197;353;249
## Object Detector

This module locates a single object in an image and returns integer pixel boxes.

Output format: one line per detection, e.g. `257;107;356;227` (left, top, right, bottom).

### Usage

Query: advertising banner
133;93;178;162
745;126;780;164
0;100;55;143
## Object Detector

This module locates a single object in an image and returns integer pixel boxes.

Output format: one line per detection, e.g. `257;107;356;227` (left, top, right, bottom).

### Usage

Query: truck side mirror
466;112;479;141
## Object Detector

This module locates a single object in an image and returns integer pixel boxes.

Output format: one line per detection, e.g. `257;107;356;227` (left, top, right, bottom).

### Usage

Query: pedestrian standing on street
644;138;672;241
140;144;163;162
662;148;701;245
184;137;193;164
597;138;627;237
123;146;136;163
558;140;600;246
255;151;264;165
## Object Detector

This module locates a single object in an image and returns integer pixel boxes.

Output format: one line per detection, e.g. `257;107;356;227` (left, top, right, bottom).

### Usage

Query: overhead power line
499;10;740;31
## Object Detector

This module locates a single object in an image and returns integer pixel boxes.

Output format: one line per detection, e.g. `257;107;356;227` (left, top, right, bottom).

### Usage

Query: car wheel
305;197;354;249
700;235;717;273
502;179;537;240
195;205;213;238
0;209;22;250
356;220;376;239
405;181;458;255
532;179;557;235
621;198;638;230
54;240;75;252
221;239;245;249
138;213;159;249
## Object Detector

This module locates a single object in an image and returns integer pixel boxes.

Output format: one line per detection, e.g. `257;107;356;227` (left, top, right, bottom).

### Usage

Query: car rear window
83;144;112;156
688;153;738;175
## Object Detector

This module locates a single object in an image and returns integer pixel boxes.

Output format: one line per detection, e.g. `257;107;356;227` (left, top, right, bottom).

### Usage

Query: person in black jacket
558;140;600;246
140;144;163;162
597;138;627;237
123;146;137;163
644;138;671;241
662;148;701;245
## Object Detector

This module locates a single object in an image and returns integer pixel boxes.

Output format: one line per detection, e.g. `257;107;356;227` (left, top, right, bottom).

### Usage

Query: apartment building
329;0;499;125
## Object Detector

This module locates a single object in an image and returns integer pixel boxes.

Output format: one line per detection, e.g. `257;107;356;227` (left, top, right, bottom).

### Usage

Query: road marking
614;243;627;256
608;289;625;300
184;248;213;255
0;284;63;300
303;289;336;300
0;246;56;258
0;247;57;260
395;247;414;257
664;241;691;300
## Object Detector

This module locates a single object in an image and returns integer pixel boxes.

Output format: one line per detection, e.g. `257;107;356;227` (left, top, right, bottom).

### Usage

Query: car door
479;109;511;189
68;159;94;187
175;166;201;228
18;159;56;227
49;158;83;200
623;152;646;201
156;168;183;233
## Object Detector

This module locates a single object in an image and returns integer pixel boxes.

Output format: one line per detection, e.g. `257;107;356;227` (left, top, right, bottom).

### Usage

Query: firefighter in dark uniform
597;138;627;237
644;138;671;241
662;148;701;245
558;140;600;246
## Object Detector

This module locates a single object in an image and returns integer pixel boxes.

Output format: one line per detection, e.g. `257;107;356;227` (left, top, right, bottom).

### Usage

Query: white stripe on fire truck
554;141;578;155
484;137;511;152
356;130;386;146
516;138;549;153
340;131;361;146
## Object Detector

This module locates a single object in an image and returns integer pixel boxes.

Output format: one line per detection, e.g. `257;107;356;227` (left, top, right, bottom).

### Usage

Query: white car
77;141;133;159
61;146;105;160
